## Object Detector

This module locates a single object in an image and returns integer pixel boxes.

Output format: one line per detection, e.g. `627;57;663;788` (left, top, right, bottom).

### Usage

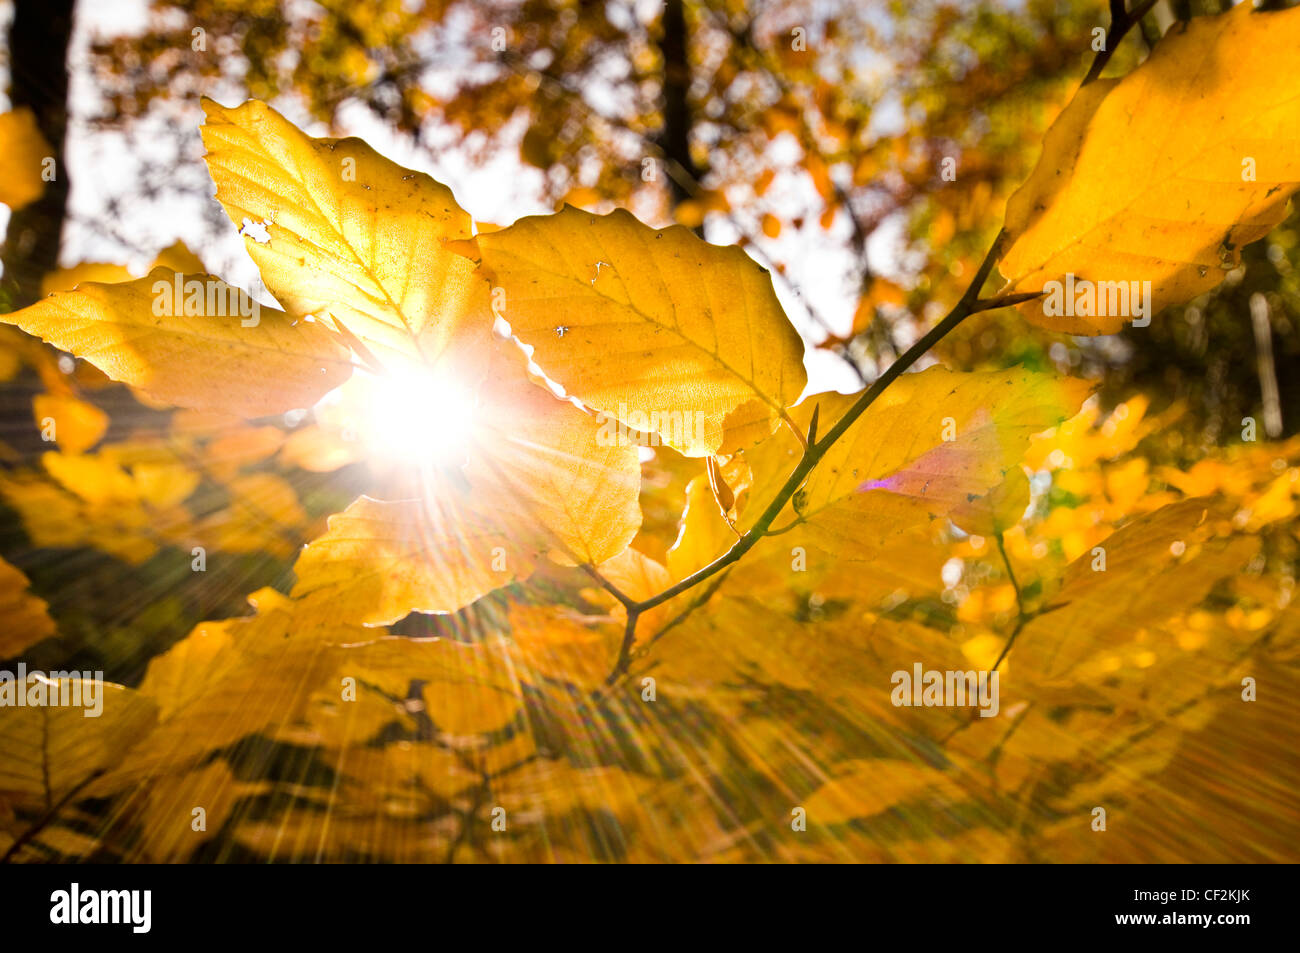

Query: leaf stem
995;530;1024;620
991;531;1029;674
579;563;637;611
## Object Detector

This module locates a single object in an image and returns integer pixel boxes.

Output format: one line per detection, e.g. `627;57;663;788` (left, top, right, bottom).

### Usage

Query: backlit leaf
0;270;352;417
473;206;807;456
1000;3;1300;333
200;98;492;370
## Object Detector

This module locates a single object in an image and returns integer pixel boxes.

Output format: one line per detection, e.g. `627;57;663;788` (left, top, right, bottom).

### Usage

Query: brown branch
1083;0;1163;85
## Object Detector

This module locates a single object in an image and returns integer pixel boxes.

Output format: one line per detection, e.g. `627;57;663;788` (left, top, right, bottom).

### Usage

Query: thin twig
579;563;637;611
596;568;736;700
606;608;641;685
995;531;1024;620
641;568;736;657
1083;0;1163;85
990;532;1029;674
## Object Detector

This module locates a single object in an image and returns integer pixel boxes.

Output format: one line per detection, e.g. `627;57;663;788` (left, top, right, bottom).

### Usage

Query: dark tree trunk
658;0;702;215
2;0;75;309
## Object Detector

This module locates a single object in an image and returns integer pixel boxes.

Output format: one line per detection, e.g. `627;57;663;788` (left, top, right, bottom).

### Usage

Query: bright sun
355;367;479;468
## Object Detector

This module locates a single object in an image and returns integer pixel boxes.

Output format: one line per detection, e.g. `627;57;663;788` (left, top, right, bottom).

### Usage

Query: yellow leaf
0;557;56;659
42;451;137;506
742;367;1090;559
590;545;672;634
1000;3;1300;333
949;466;1031;537
334;636;523;736
152;240;207;275
200;98;492;370
0;108;51;211
666;472;738;581
1015;499;1255;681
804;759;965;824
196;472;305;558
0;471;156;564
503;604;621;691
474;205;807;456
132;760;264;861
40;262;133;297
41;240;208;297
0;269;352;417
291;493;537;626
466;357;642;568
0;681;157;804
99;590;370;786
203;424;284;480
278;423;360;472
31;393;108;455
134;619;237;723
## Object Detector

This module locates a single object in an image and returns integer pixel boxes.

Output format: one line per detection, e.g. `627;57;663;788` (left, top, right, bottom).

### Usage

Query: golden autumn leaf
666;472;738;581
0;447;200;566
0;681;158;803
331;636;523;736
31;393;108;455
0;557;56;659
128;760;265;862
200;97;493;371
1014;498;1257;682
0;108;51;211
653;598;975;740
1000;3;1300;333
472;205;807;456
503;604;622;691
94;589;372;787
949;465;1032;537
291;493;536;626
804;759;966;824
0;269;353;417
728;367;1091;559
465;356;642;567
278;423;361;473
194;471;306;559
40;262;136;297
711;522;952;618
41;240;208;297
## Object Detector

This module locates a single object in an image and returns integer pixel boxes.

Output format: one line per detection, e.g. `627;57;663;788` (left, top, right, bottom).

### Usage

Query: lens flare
355;367;478;468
